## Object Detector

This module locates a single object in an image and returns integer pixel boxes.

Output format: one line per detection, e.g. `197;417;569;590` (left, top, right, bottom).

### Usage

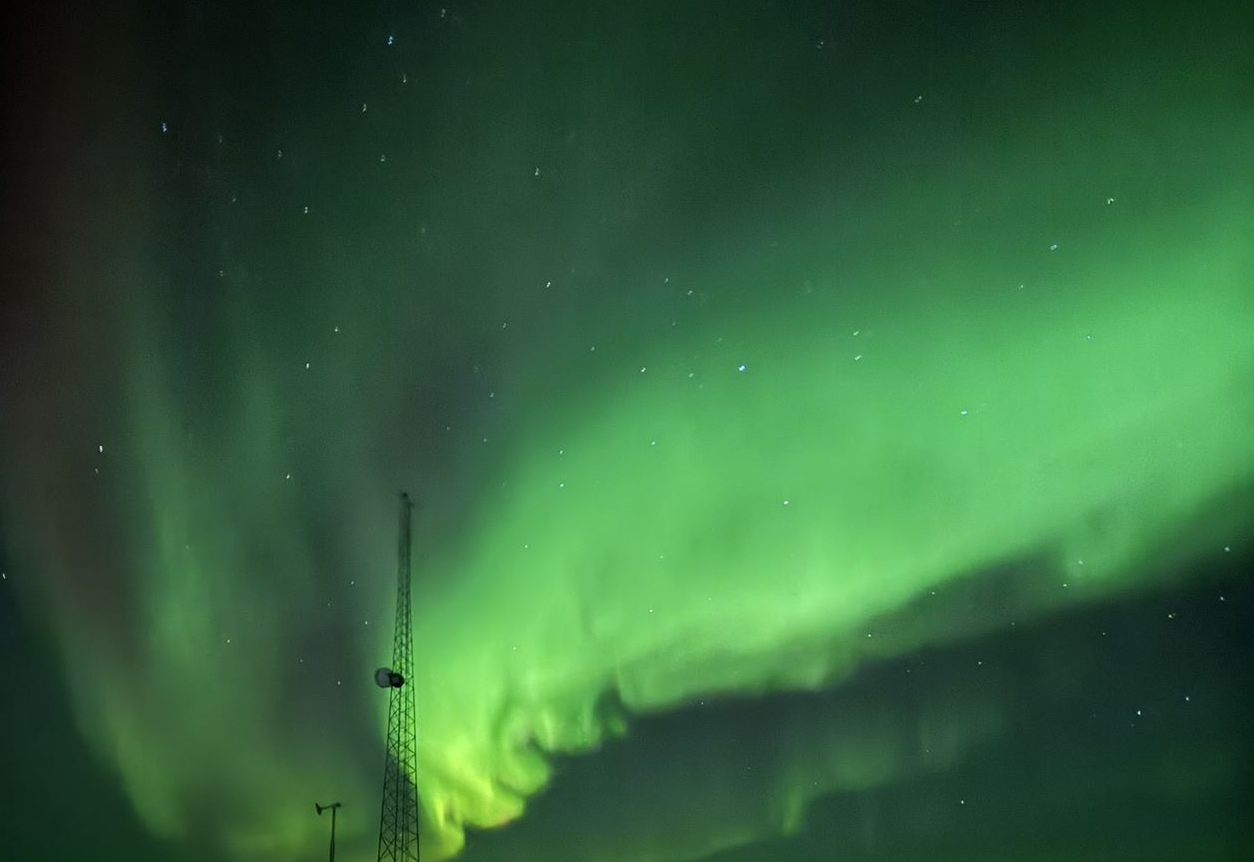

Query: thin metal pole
317;802;343;862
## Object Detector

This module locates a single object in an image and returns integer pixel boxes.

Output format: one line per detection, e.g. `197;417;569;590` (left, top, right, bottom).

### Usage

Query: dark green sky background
1;1;1252;861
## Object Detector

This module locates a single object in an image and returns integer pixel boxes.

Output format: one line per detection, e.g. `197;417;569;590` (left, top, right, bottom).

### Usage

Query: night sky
2;1;1253;861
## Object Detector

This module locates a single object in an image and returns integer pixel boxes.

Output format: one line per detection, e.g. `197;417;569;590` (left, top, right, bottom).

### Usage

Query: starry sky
1;1;1252;861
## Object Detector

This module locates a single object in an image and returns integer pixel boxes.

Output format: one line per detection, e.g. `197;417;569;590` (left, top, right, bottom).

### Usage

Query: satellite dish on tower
375;667;404;688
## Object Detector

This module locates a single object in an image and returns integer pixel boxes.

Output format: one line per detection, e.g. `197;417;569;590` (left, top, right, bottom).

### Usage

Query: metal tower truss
377;492;420;862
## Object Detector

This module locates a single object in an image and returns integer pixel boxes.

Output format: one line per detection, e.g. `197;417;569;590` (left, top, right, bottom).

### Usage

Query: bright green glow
3;5;1251;858
11;178;1248;862
404;195;1252;857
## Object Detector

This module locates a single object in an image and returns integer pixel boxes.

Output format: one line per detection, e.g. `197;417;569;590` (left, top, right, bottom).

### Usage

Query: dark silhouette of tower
376;492;420;862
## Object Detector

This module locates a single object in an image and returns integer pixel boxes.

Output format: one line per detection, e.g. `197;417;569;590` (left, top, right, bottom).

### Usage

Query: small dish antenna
375;667;404;688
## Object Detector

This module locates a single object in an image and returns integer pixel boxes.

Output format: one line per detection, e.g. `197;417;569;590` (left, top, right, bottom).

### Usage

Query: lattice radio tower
375;492;420;862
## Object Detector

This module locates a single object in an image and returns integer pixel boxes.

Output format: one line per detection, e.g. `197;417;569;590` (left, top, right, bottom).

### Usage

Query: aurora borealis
1;0;1252;860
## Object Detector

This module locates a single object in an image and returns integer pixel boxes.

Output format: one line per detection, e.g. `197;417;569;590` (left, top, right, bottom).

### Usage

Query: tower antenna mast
375;492;419;861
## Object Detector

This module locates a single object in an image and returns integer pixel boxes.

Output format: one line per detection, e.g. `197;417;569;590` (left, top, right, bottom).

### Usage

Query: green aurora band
2;3;1252;861
404;195;1253;858
9;182;1251;861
